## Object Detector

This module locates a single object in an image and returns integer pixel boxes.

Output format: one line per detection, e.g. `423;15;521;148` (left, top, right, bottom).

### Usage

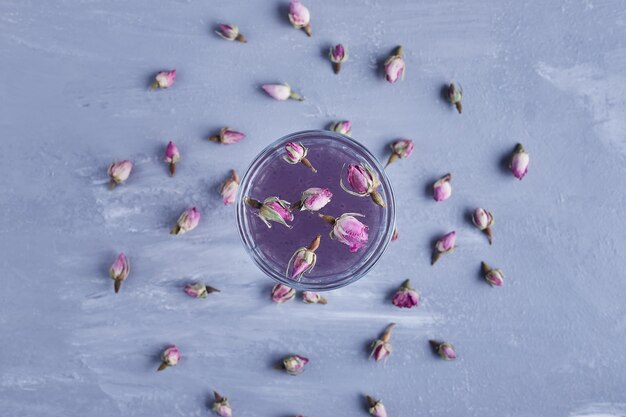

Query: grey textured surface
2;1;626;416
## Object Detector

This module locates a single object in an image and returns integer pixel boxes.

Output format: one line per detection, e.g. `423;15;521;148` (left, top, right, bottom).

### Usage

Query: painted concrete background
1;0;626;416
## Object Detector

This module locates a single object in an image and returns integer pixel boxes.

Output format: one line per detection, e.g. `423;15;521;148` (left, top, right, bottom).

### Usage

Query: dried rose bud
432;231;456;265
292;187;332;212
281;354;309;375
109;252;130;294
340;163;385;208
164;141;180;176
320;212;369;252
370;323;395;362
246;196;293;228
209;127;246;144
481;261;504;287
391;279;420;309
212;391;233;417
157;345;180;371
216;23;246;43
170;207;201;235
385;139;414;167
329;120;352;136
150;69;176;90
288;0;312;37
366;396;389;417
262;83;304;101
271;283;296;303
510;143;529;180
384;46;405;84
283;142;316;173
429;340;456;360
184;282;220;299
328;44;348;74
302;291;327;304
107;160;133;190
287;235;320;281
220;170;239;206
472;207;494;244
448;82;463;113
433;173;452;202
391;227;398;241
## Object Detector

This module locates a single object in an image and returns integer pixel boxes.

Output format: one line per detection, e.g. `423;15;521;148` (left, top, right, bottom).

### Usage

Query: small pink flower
216;23;246;43
510;143;529;180
209;127;246;144
170;207;200;235
329;120;352;136
430;340;456;360
320;213;369;252
472;207;494;244
448;82;463;113
272;283;296;303
164;141;180;176
366;396;389;417
328;44;348;74
212;391;233;417
391;279;420;309
262;83;304;101
295;188;332;212
433;173;452;202
150;69;176;90
302;291;327;304
157;345;180;371
281;354;309;375
287;235;320;281
370;323;395;362
283;142;316;172
384;46;405;84
184;282;220;299
107;160;133;189
109;252;130;294
245;196;293;228
482;262;504;287
385;139;414;167
220;170;240;206
391;227;399;241
432;231;456;265
340;163;385;208
288;0;312;36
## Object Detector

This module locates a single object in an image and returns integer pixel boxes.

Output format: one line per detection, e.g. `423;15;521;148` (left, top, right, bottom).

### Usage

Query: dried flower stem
245;197;262;209
319;214;336;225
308;234;321;252
370;191;385;208
300;157;317;172
381;323;395;342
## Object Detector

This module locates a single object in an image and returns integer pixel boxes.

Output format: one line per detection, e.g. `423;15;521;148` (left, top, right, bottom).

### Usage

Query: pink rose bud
391;227;399;241
320;213;369;252
472;207;494;244
271;283;296;303
384;46;405;84
341;163;385;208
164;141;180;176
366;396;389;417
329;120;352;136
262;83;304;101
482;262;504;287
448;82;463;113
287;235;320;281
246;197;294;228
283;142;317;173
220;170;240;206
302;290;327;305
170;207;201;235
157;345;181;371
107;160;133;190
432;231;456;265
109;252;130;294
510;143;529;180
430;340;457;361
281;354;309;375
391;279;420;309
433;173;452;202
370;323;395;362
212;391;233;417
150;69;176;90
288;0;312;36
209;127;246;144
216;23;246;43
293;187;332;212
328;44;348;74
385;139;414;167
184;282;220;299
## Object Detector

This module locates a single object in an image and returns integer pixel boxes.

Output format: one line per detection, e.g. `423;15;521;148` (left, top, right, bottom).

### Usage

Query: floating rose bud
385;139;414;167
481;261;504;287
288;0;312;37
281;354;309;375
432;231;456;265
328;44;348;74
384;46;405;84
209;127;246;144
220;170;239;206
510;143;529;180
302;291;327;304
283;142;317;173
216;23;246;43
262;83;304;101
107;160;133;190
366;395;388;417
448;82;463;113
109;252;130;294
391;279;420;309
429;340;456;361
150;69;176;90
370;323;395;362
392;227;398;241
472;207;494;244
292;188;332;211
287;235;320;281
320;213;369;252
164;141;180;176
170;207;200;235
329;120;352;136
212;391;233;417
271;283;296;303
157;345;180;371
246;197;294;228
433;173;452;202
340;163;385;208
184;282;220;299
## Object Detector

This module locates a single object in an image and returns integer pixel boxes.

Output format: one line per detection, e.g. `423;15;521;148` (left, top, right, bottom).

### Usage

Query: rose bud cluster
220;170;240;206
209;127;246;145
109;252;130;294
370;323;395;362
472;207;495;244
291;188;332;212
433;173;452;202
448;82;463;113
481;261;504;286
107;160;133;190
432;231;456;265
319;212;369;252
328;44;348;74
246;196;294;228
287;235;321;281
385;139;414;168
150;69;176;90
262;83;304;101
271;283;296;303
283;142;317;173
157;345;181;371
341;163;385;208
384;46;405;84
288;0;312;37
510;143;529;180
171;207;201;235
430;340;457;360
216;23;247;43
391;279;420;309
